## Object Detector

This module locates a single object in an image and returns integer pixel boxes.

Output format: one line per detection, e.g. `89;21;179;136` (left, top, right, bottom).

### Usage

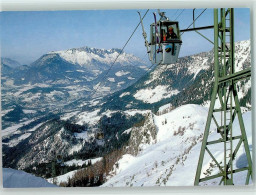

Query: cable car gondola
138;10;182;65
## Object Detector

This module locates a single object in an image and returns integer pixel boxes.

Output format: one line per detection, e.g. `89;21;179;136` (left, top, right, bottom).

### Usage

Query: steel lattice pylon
194;8;253;185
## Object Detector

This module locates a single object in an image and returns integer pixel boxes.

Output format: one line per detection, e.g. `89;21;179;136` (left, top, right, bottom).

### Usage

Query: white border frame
0;0;255;195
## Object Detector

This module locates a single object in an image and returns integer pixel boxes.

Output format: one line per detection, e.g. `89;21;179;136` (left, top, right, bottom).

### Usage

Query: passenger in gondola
167;26;177;40
162;30;167;41
166;26;178;55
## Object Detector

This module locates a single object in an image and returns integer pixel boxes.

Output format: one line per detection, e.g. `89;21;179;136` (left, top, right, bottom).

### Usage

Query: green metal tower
194;8;252;185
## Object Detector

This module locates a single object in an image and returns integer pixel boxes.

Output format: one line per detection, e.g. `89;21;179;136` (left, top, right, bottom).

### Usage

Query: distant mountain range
1;47;148;128
2;47;147;86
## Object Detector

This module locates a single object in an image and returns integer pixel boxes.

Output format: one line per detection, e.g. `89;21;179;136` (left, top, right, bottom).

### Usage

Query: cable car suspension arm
138;11;151;60
153;12;160;44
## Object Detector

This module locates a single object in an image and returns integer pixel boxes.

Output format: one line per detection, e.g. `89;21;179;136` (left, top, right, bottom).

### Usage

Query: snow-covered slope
102;104;252;186
47;157;103;185
3;168;57;188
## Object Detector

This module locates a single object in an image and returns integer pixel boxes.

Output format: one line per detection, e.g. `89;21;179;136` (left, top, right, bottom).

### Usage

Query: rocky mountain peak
126;112;157;156
1;57;21;68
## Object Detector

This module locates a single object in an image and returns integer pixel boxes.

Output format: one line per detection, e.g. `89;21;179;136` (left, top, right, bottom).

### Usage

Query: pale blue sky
0;8;250;65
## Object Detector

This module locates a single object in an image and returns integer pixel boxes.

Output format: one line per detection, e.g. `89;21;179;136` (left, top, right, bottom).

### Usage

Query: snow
76;109;101;125
93;83;110;92
1;109;14;117
108;154;136;177
45;90;64;99
3;122;45;146
122;128;132;135
237;79;251;100
76;69;85;72
3;168;57;188
139;65;148;69
155;104;207;142
8;133;32;147
117;81;125;87
92;69;101;74
192;58;208;80
235;40;250;72
51;47;144;68
64;157;102;167
13;85;34;96
107;77;115;82
47;169;79;185
158;103;171;113
68;144;83;155
60;111;80;121
23;92;41;103
102;104;252;187
144;65;168;85
127;76;135;80
47;157;103;185
89;99;100;106
187;56;209;77
27;122;45;132
124;109;151;116
13;83;51;96
102;109;118;117
23;109;37;114
2;119;36;138
115;70;130;77
3;79;14;86
134;85;179;104
119;92;130;98
74;131;88;140
64;159;87;167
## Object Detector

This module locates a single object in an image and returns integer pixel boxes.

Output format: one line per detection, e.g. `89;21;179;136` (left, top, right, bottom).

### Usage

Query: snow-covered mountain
102;104;252;186
9;46;147;85
1;40;251;187
51;47;145;72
